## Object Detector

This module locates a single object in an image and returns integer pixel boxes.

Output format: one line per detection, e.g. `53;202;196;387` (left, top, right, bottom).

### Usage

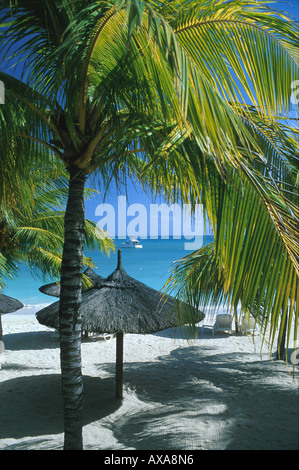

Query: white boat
122;238;143;248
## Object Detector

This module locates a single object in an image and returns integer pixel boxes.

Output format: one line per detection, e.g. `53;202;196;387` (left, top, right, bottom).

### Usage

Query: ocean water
2;236;213;306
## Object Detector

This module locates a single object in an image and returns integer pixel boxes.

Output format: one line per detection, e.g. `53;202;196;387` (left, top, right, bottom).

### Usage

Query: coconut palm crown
0;0;298;450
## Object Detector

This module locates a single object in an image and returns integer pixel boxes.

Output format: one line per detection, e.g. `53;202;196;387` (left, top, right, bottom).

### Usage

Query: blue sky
85;177;211;238
1;1;298;237
84;0;299;236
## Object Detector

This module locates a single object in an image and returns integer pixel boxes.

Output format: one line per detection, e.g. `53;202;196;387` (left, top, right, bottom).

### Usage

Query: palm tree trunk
276;307;288;361
59;166;86;450
233;304;239;334
115;332;124;399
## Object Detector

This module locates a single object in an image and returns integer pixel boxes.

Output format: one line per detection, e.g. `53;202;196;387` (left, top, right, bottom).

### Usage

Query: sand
0;305;298;451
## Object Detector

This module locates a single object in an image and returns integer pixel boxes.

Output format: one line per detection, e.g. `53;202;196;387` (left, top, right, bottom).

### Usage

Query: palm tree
0;0;298;449
0;163;113;288
0;162;113;359
165;116;298;355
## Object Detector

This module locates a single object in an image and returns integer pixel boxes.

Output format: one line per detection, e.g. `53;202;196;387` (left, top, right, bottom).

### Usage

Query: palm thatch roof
36;250;204;398
39;282;60;298
39;267;105;298
0;294;24;341
37;251;204;334
0;294;24;314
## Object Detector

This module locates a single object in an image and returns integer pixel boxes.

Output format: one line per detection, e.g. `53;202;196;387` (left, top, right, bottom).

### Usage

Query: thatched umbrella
39;267;105;339
37;250;204;398
0;293;24;341
39;267;104;297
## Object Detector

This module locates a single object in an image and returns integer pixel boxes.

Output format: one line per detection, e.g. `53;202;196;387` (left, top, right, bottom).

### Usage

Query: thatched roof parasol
0;294;24;314
39;267;105;298
39;281;60;298
37;250;204;398
0;294;24;341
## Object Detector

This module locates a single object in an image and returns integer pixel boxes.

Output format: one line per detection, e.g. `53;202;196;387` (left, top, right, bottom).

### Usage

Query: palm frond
166;158;298;351
172;0;299;116
0;0;298;361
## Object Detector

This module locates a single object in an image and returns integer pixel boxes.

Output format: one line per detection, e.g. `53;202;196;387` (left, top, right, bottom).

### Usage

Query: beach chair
103;333;113;342
212;314;234;336
240;315;258;335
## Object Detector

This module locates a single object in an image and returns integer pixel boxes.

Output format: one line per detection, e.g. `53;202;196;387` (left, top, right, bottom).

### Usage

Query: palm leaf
0;0;298;358
166;156;298;351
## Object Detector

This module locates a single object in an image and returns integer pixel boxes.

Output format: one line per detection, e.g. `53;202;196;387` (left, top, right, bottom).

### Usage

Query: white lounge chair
240;315;258;335
103;333;114;342
212;314;234;336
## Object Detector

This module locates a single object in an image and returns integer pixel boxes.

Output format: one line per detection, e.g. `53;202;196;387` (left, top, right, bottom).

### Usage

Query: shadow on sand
3;330;59;351
1;330;298;450
98;345;299;450
0;374;120;440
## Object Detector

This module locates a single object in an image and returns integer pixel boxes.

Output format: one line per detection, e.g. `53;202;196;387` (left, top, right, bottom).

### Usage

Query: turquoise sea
2;236;213;306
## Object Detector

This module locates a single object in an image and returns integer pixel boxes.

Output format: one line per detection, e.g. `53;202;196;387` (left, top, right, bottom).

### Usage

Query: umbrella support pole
115;332;123;399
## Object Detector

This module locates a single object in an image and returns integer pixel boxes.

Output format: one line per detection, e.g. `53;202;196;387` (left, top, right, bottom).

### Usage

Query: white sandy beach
0;305;298;451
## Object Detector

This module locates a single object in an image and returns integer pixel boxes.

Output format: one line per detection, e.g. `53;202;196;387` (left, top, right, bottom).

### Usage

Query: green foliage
0;164;113;288
0;0;298;352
